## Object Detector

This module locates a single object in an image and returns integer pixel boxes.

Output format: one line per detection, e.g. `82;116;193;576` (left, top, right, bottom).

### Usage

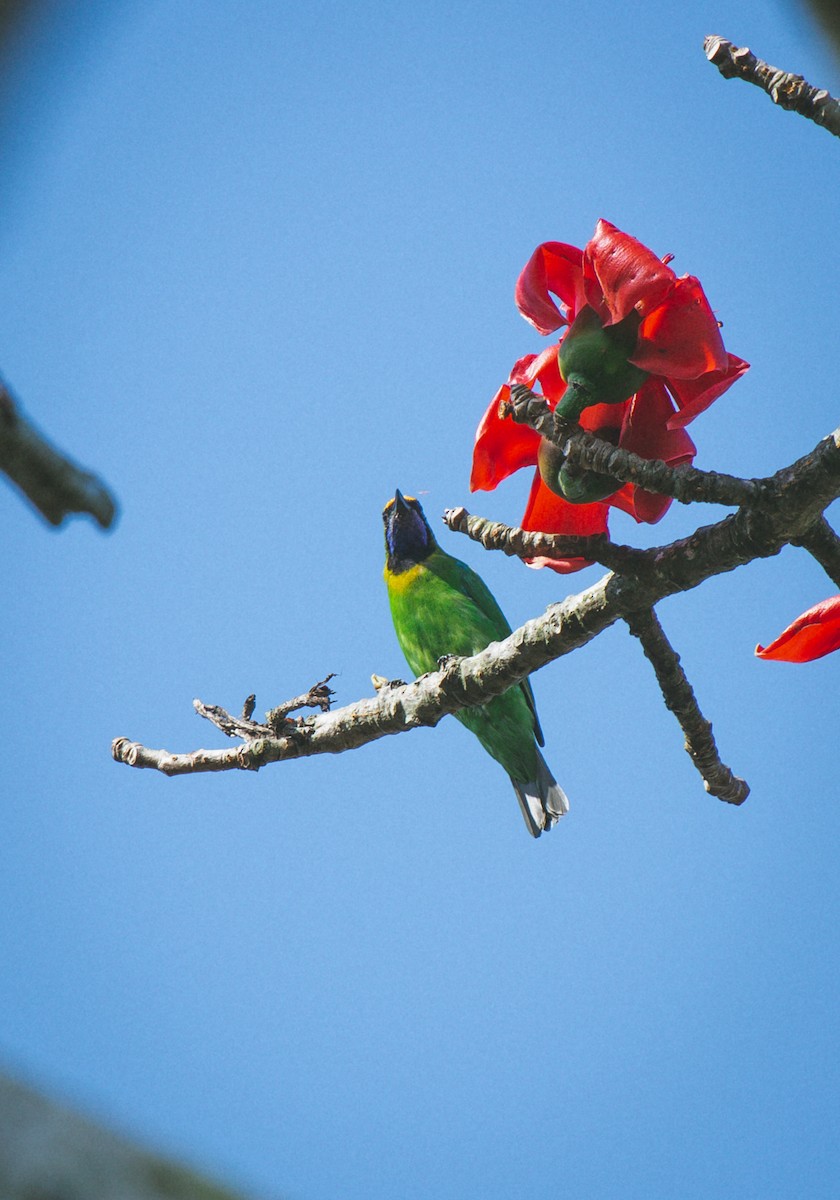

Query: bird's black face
383;490;435;573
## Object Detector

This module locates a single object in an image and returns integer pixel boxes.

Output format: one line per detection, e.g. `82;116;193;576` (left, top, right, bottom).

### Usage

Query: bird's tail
512;750;570;838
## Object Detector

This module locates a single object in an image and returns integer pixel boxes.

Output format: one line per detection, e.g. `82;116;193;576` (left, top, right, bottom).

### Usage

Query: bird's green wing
426;549;545;747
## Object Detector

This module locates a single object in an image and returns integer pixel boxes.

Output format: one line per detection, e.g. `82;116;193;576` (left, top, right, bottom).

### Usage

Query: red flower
471;220;749;572
755;596;840;662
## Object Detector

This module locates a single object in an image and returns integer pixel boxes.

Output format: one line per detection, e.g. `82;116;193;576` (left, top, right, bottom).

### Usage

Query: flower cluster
470;220;749;571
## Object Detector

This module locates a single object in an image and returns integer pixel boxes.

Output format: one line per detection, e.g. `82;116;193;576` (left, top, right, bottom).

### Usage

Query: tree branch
0;382;117;528
442;506;651;575
506;384;760;507
192;676;338;740
112;424;840;780
792;516;840;590
704;35;840;138
624;607;749;804
266;674;336;727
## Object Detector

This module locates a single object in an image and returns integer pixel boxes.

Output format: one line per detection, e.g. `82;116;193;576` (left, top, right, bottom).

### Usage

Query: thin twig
506;384;760;507
792;516;840;589
265;674;336;730
442;506;651;575
0;383;117;528
624;607;749;805
704;35;840;138
194;700;274;740
194;675;338;740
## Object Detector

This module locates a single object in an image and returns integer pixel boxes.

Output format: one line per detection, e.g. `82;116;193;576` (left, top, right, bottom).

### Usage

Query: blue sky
1;2;839;1197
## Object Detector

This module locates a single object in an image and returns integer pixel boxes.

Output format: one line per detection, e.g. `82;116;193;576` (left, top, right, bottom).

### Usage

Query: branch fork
504;383;760;507
193;675;338;741
112;413;840;803
112;41;840;815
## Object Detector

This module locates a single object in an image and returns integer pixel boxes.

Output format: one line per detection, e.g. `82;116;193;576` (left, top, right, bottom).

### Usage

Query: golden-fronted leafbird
383;490;568;836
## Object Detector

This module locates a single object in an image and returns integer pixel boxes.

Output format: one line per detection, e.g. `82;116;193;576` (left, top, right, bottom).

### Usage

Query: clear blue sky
1;2;838;1197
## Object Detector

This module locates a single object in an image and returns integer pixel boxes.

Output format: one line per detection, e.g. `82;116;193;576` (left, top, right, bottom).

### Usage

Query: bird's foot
436;654;462;670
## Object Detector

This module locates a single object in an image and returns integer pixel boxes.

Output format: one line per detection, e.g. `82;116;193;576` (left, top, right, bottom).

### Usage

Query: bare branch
265;674;336;729
442;506;650;574
0;382;117;528
624;607;749;805
506;384;760;507
193;676;338;740
704;35;840;138
194;699;275;740
792;517;840;590
112;423;840;779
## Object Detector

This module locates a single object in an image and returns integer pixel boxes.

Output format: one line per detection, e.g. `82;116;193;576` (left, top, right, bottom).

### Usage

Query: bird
382;489;568;836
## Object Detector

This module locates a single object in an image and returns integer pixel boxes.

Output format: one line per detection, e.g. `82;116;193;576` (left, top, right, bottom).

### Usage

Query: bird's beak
393;489;410;514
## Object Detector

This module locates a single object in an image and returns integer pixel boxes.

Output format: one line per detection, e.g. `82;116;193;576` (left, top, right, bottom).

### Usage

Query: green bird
383;490;568;837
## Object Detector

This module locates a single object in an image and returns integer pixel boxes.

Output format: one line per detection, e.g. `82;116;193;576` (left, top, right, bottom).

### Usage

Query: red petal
666;353;750;428
521;470;608;573
622;379;697;465
579;399;627;437
632;275;728;379
507;351;541;386
584;219;675;325
470;385;540;492
602;482;665;524
621;487;673;524
515;241;584;336
558;383;695;526
511;343;567;407
755;595;840;662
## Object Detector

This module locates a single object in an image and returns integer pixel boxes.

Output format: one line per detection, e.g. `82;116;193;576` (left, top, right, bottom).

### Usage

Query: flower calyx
556;305;650;421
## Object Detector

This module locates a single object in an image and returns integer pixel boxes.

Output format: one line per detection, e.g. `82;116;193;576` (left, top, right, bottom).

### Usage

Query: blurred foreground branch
802;0;840;59
0;382;117;528
0;1071;249;1199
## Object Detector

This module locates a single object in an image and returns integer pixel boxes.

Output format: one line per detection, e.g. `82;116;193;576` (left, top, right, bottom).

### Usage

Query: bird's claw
437;654;461;670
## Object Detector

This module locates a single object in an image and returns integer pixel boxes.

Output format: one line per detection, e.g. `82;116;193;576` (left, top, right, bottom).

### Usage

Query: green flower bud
556;305;649;421
537;433;622;506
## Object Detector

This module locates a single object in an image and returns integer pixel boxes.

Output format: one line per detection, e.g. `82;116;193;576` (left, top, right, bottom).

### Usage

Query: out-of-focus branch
624;606;749;804
801;0;840;59
0;1070;250;1200
506;384;760;507
0;0;35;47
112;422;840;779
704;35;840;136
0;383;117;528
